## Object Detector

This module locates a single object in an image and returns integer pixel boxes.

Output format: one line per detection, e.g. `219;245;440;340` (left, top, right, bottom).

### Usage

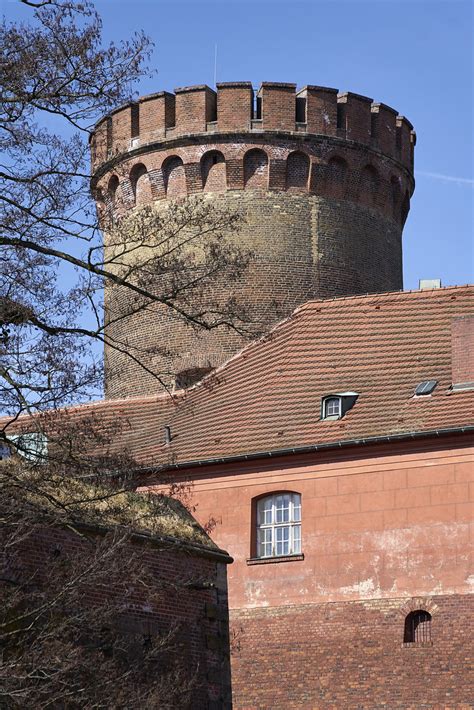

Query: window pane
258;527;273;557
292;495;301;522
325;397;341;417
258;498;273;525
276;526;290;555
275;495;290;523
293;524;301;553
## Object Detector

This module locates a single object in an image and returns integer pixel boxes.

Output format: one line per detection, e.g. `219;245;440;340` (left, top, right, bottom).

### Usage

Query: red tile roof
3;286;473;468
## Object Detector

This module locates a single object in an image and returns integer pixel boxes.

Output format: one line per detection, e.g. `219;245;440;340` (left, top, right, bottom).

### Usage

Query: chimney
451;316;474;391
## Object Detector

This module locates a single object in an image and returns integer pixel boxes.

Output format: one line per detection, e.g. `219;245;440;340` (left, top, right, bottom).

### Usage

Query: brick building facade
40;287;470;708
87;84;473;707
5;82;470;708
131;286;473;709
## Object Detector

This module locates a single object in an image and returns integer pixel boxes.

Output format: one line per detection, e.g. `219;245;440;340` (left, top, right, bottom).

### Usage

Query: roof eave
139;425;474;474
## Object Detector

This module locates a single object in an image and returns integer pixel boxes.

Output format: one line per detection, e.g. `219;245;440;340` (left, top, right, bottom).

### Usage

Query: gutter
139;425;474;475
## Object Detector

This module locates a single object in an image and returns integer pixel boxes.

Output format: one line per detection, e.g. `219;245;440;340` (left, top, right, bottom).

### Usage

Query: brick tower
90;82;416;399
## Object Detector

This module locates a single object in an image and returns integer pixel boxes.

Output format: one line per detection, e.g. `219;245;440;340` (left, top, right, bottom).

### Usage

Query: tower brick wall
90;83;416;399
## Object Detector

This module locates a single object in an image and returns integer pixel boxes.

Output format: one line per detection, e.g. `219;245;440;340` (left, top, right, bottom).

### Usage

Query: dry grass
1;459;216;548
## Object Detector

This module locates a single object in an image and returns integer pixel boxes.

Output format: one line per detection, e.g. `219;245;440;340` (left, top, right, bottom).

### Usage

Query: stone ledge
246;553;304;566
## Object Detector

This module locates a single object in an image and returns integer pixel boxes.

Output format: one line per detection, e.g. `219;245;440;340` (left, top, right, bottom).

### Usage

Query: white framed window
321;392;359;420
322;396;341;419
256;493;301;558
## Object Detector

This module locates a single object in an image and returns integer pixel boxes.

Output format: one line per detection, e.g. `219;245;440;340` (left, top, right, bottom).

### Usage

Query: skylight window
414;380;438;396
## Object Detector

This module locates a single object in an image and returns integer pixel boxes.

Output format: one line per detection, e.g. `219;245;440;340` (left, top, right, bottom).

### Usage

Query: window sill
246;554;304;566
402;642;433;648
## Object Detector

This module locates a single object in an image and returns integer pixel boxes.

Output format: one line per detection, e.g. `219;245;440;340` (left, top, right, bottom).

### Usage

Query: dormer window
323;396;341;419
321;392;358;421
8;433;48;463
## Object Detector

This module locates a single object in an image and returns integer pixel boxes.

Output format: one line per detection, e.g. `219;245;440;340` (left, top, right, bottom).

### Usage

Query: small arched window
256;492;301;558
162;156;186;199
404;610;432;644
201;151;226;192
321;393;358;420
244;149;268;189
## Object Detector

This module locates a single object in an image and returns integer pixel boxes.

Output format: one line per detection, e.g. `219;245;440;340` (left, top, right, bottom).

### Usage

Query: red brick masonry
90;82;416;398
230;594;474;709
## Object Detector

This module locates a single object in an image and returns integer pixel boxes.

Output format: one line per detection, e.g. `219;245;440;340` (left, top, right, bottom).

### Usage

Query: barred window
404;610;432;644
256;493;301;558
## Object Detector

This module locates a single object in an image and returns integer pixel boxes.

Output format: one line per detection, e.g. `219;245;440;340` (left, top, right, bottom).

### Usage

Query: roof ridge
58;392;174;411
0;391;176;424
296;283;474;312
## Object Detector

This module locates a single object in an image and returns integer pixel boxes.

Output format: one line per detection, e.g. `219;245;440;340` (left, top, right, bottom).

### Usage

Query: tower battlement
90;82;415;174
91;82;416;399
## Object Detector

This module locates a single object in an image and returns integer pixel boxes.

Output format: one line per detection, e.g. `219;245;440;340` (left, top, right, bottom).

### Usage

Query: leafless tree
0;2;238;705
0;0;256;426
0;454;217;709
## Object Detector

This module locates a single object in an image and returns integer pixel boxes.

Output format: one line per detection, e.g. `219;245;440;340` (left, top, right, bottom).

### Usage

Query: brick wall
103;188;403;398
90;83;415;172
2;523;232;709
148;438;473;709
230;594;474;709
91;84;415;399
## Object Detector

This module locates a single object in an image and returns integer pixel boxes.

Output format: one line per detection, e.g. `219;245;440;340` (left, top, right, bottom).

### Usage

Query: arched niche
286;151;310;191
244;149;268;189
162;156;186;199
361;164;379;206
326;156;348;199
129;163;151;206
201;151;226;192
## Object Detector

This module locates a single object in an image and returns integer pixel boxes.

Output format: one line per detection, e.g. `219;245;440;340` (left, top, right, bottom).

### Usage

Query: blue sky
97;0;474;290
4;0;474;288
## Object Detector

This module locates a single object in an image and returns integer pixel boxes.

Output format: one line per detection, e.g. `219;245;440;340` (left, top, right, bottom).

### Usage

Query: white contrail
415;170;474;187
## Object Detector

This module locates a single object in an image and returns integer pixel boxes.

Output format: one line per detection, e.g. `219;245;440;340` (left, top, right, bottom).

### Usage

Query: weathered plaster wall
184;439;473;609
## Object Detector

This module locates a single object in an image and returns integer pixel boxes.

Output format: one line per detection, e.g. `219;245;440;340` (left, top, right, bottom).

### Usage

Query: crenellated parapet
92;82;416;399
90;82;416;174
